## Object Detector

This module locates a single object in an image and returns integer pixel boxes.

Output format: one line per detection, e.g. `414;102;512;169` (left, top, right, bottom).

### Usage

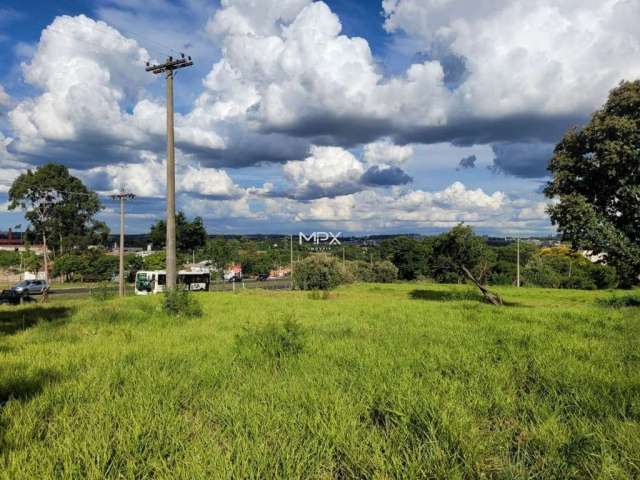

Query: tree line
3;80;638;288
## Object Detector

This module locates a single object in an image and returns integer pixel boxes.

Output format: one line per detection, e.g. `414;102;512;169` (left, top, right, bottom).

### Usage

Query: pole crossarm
110;193;136;201
145;55;193;74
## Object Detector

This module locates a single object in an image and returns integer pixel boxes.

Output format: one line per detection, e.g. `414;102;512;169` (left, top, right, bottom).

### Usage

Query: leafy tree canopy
149;212;208;253
8;163;104;254
545;80;640;286
430;224;492;284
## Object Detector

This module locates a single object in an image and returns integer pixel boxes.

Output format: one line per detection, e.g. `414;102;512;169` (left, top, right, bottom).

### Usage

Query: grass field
0;284;638;478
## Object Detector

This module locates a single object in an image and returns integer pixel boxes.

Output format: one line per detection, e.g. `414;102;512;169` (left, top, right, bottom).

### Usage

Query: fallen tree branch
461;265;503;306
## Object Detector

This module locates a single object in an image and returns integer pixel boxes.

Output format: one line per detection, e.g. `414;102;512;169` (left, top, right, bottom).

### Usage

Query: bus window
158;274;166;286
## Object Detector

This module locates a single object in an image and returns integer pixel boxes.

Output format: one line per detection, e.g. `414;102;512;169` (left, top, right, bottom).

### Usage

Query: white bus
134;270;211;295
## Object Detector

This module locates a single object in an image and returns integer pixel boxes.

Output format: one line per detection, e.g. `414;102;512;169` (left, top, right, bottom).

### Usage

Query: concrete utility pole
290;234;294;290
146;54;194;289
112;192;135;297
516;234;521;288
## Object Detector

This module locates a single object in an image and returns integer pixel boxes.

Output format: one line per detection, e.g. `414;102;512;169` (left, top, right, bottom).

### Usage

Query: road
47;279;292;296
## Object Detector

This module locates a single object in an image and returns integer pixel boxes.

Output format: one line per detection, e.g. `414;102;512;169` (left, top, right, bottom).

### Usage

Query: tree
52;254;88;282
430;224;492;284
149;212;208;252
380;237;429;280
545;80;640;287
8;163;104;255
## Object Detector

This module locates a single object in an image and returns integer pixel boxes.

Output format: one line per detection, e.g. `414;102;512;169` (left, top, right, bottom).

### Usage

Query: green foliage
150;212;208;252
430;224;492;283
8;163;104;254
489;242;539;285
522;248;618;290
293;254;344;291
380;236;429;280
235;318;306;361
53;254;88;281
345;260;398;283
126;255;145;274
162;288;202;317
597;294;640;308
84;254;119;282
545;80;640;287
0;251;21;269
143;251;166;271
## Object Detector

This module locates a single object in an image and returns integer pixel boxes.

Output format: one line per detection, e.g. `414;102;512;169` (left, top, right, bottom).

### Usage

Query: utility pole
516;234;521;288
290;234;294;290
146;54;194;290
112;191;136;297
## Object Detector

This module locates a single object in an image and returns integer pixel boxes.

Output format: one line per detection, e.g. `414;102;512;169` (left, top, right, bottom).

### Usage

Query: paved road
44;280;293;296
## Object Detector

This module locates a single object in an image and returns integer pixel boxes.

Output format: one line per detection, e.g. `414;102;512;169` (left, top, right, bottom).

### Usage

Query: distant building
223;263;242;280
269;266;291;278
0;229;47;255
135;244;156;257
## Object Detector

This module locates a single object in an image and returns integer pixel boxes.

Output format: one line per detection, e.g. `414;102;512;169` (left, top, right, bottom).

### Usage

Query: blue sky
1;0;638;236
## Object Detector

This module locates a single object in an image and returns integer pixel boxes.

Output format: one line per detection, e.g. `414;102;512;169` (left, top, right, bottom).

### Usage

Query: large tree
545;80;640;287
8;163;104;255
430;224;492;284
149;212;208;253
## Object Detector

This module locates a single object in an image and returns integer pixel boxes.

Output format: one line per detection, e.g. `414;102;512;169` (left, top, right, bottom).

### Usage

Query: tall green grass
0;284;638;478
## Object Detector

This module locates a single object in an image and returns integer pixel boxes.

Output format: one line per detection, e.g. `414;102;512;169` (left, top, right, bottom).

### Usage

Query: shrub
372;261;399;283
597;294;640;308
235;318;306;361
346;261;374;282
293;254;343;291
344;260;398;283
162;289;202;317
523;257;562;288
587;263;618;289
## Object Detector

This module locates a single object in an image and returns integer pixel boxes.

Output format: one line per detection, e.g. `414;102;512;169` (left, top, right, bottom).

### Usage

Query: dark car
256;274;270;281
0;289;34;305
12;279;49;295
227;275;242;283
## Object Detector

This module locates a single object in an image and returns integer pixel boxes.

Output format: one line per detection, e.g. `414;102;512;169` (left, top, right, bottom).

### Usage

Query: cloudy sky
1;0;638;236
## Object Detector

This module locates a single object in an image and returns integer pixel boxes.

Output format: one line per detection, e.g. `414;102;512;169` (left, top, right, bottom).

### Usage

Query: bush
293;254;344;291
235;318;306;361
597;294;640;308
372;261;398;283
523;257;562;288
587;263;618;289
346;261;374;282
162;289;203;318
344;260;398;283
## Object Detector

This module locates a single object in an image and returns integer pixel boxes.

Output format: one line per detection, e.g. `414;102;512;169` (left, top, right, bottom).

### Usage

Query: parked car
227;275;242;283
0;289;34;305
256;274;270;281
11;279;49;295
